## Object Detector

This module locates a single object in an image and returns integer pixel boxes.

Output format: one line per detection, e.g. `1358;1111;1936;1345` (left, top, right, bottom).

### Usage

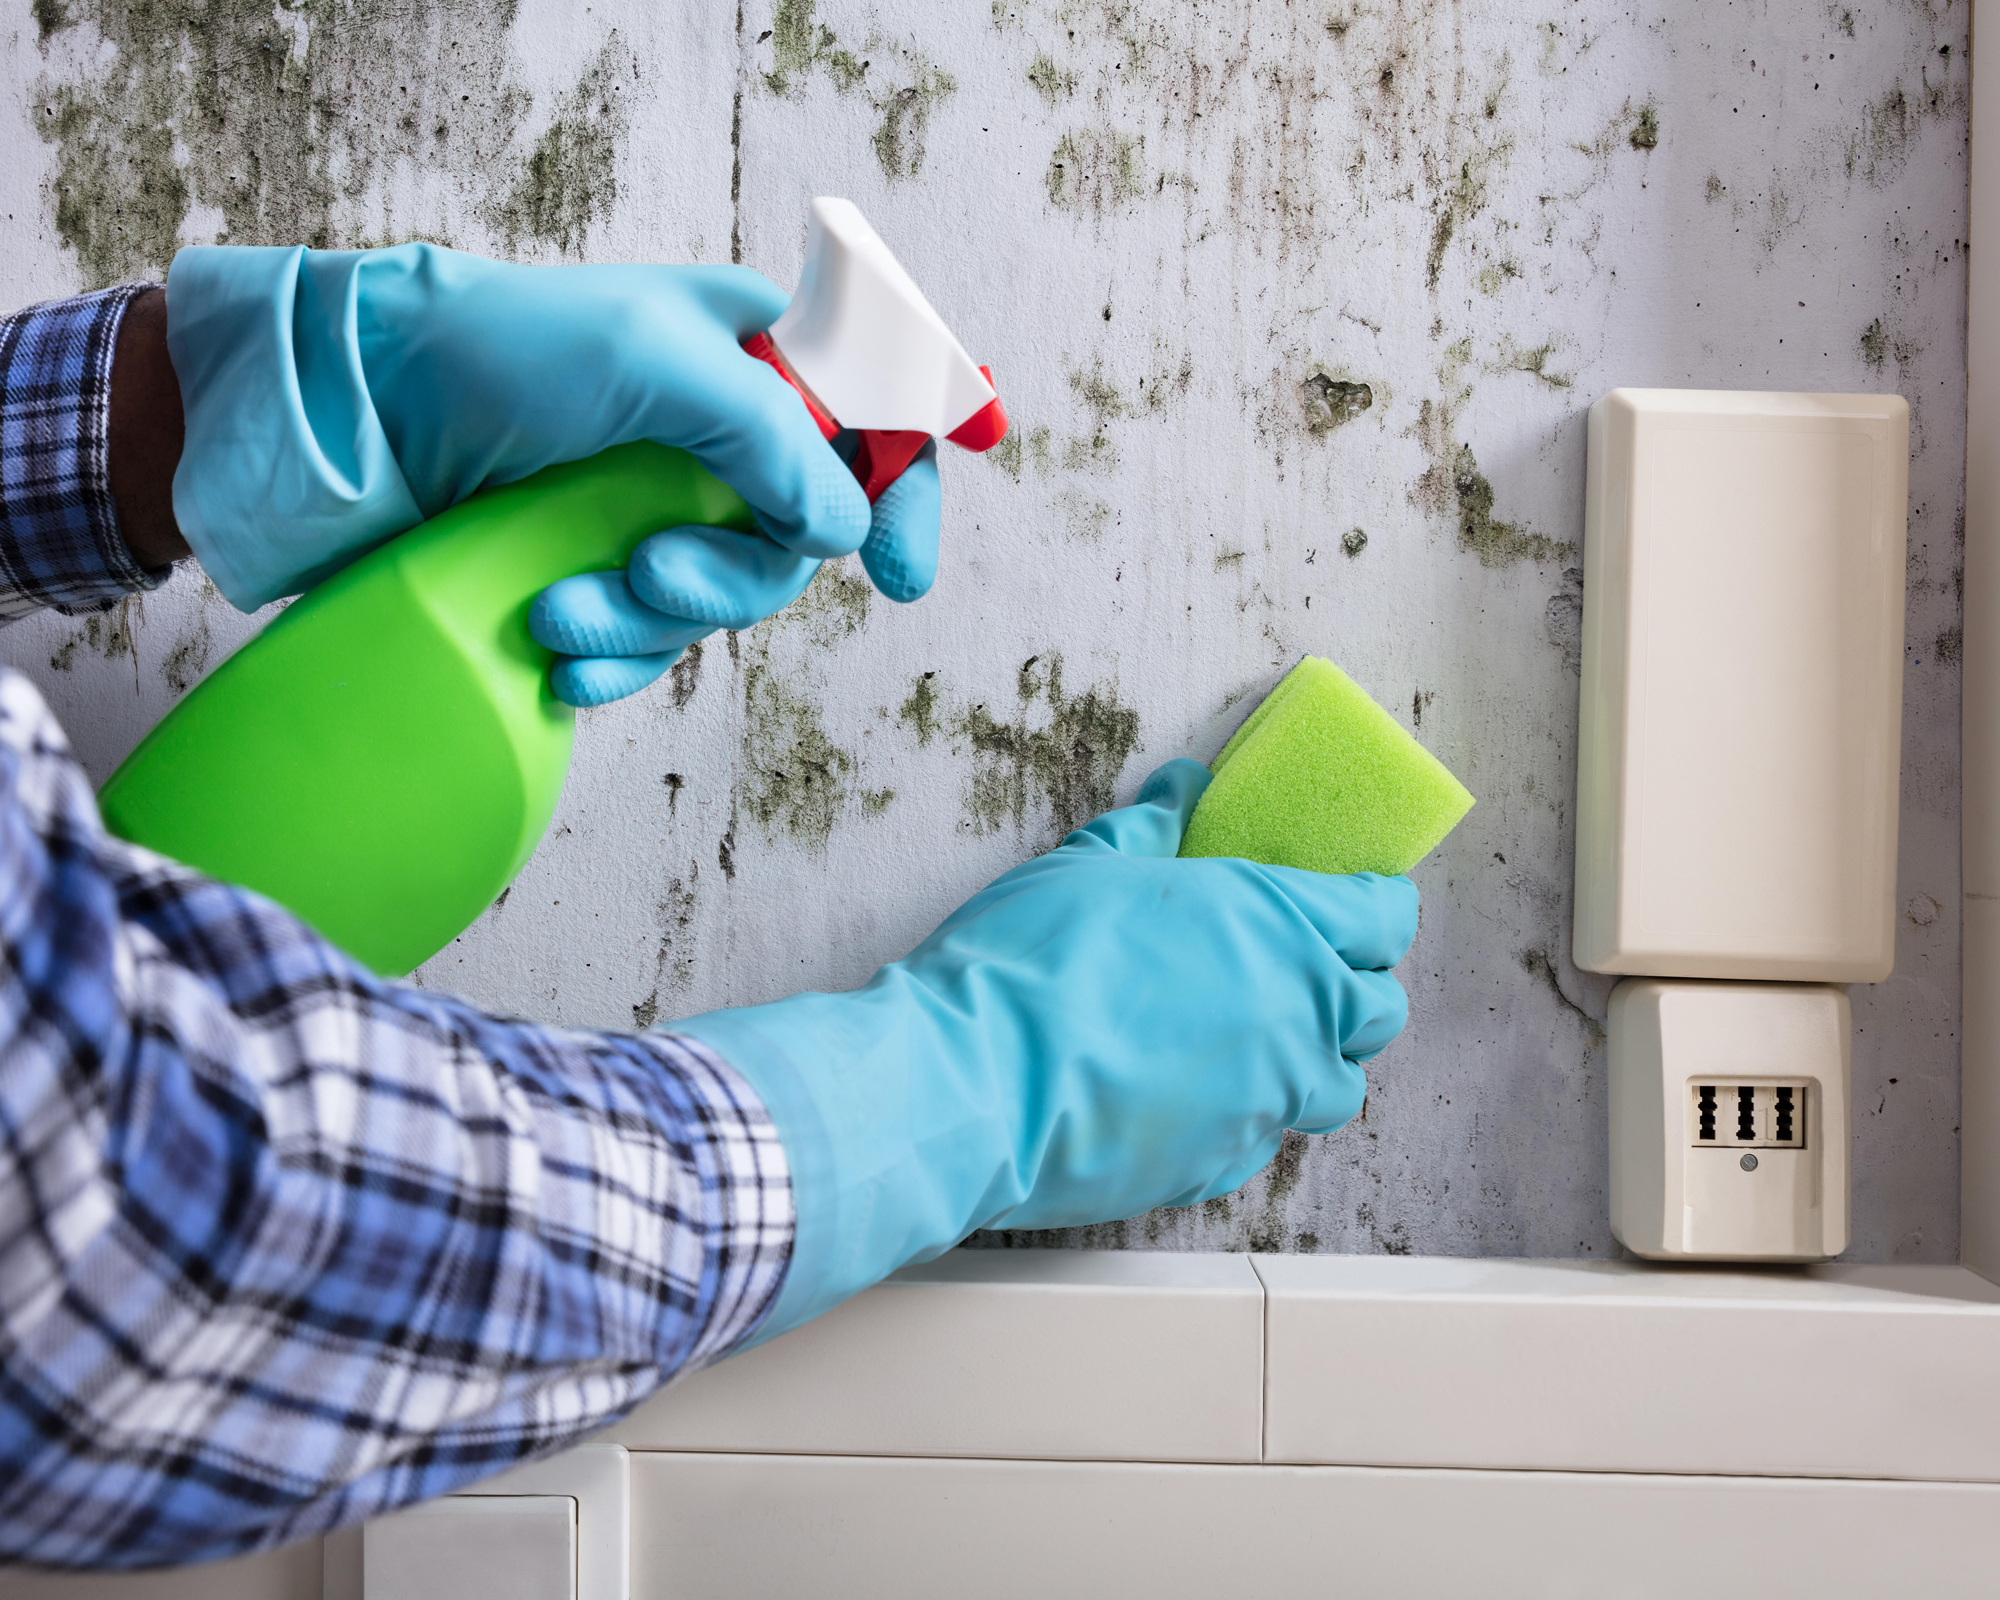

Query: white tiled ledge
612;1250;2000;1483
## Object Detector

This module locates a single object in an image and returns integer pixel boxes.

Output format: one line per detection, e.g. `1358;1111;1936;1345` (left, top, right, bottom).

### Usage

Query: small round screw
1740;1153;1759;1172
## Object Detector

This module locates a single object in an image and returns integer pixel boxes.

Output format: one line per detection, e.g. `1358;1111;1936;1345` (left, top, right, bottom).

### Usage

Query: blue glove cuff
665;1006;849;1348
167;245;421;610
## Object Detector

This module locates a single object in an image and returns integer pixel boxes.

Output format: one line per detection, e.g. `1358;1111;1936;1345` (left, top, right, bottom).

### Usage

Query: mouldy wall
0;0;1968;1262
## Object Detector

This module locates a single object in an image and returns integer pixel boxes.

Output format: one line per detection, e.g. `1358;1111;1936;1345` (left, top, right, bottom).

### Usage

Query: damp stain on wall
490;34;633;256
1046;123;1146;214
907;653;1140;844
1300;370;1373;435
28;0;620;284
741;651;858;850
783;556;871;647
758;0;955;181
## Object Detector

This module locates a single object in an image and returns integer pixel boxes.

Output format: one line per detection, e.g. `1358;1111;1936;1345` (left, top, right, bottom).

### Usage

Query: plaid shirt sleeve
0;669;792;1569
0;285;173;622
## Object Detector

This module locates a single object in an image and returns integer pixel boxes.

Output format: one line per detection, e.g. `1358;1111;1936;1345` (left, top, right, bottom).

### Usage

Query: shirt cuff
640;1030;796;1362
0;283;173;620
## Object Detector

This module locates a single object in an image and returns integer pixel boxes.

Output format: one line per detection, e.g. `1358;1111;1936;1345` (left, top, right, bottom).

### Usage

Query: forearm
0;669;789;1568
107;285;188;569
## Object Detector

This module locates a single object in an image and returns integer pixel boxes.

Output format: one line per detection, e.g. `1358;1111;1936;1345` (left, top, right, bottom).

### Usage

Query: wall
0;0;1967;1261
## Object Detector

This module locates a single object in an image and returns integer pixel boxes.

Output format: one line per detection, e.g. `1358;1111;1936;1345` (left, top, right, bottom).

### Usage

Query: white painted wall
0;0;1967;1261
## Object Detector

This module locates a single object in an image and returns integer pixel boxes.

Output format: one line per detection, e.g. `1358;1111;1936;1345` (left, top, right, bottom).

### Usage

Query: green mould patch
631;866;699;1028
1302;372;1374;436
764;0;866;95
1341;527;1368;557
898;672;942;746
35;0;544;287
870;52;956;181
669;639;704;709
741;658;856;850
1492;335;1571;390
942;653;1141;844
1451;444;1571;569
492;35;633;257
1628;103;1659;151
1026;50;1075;108
784;556;871;647
1847;57;1967;188
1423;140;1509;292
761;5;954;183
1046;123;1145;214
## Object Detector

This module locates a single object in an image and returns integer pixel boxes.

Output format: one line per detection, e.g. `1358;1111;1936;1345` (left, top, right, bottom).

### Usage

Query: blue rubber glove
530;436;942;707
672;758;1419;1345
164;244;885;611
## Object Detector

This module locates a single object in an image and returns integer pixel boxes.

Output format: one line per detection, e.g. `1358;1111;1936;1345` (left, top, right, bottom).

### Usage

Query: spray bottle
97;199;1007;976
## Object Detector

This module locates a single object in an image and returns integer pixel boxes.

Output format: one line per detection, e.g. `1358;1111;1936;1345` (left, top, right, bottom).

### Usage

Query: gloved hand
529;437;941;707
164;245;941;643
673;758;1419;1345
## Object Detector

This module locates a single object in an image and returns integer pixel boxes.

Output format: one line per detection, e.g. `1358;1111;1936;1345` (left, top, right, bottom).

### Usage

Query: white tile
1257;1254;2000;1478
611;1251;1262;1463
629;1452;2000;1600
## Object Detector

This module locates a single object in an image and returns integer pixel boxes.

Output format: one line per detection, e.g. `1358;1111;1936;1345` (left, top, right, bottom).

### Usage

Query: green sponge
1179;656;1474;876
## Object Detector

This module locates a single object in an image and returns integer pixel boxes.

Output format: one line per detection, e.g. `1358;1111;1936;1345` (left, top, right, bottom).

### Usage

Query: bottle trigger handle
741;333;1009;505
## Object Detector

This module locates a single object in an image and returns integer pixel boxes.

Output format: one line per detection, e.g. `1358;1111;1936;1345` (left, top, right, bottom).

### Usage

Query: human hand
673;757;1419;1343
165;245;938;620
529;437;940;707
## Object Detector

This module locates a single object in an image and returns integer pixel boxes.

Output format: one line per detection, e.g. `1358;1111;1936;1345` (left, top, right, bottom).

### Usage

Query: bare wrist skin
109;286;190;571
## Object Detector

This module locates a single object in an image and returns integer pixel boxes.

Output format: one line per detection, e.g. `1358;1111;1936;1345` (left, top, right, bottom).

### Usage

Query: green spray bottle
97;200;1006;976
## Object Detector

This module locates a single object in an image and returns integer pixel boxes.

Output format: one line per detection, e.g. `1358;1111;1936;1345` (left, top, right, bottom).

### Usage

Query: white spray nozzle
767;198;998;438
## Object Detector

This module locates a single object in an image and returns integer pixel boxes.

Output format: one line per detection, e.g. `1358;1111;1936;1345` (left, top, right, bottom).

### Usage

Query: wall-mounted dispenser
1576;388;1908;1261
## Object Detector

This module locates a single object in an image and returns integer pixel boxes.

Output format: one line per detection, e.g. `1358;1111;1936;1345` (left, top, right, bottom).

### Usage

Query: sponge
1179;656;1474;876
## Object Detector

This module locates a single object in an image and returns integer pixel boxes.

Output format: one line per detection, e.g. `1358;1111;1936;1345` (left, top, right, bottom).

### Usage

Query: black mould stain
492;35;632;256
1247;1129;1310;1252
161;613;213;696
669;639;704;708
1628;103;1659;150
741;658;855;850
1046;123;1145;214
898;671;941;746
1521;947;1606;1052
1301;372;1374;436
35;0;546;287
1848;75;1962;186
663;771;685;813
1861;316;1890;371
1936;625;1963;665
1449;443;1570;569
631;866;699;1029
946;654;1141;844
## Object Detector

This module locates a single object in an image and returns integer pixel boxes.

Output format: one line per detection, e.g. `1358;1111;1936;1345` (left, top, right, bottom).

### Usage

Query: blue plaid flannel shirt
0;288;793;1568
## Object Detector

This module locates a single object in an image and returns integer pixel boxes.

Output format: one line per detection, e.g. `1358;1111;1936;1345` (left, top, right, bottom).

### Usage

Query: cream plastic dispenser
1575;388;1909;1261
